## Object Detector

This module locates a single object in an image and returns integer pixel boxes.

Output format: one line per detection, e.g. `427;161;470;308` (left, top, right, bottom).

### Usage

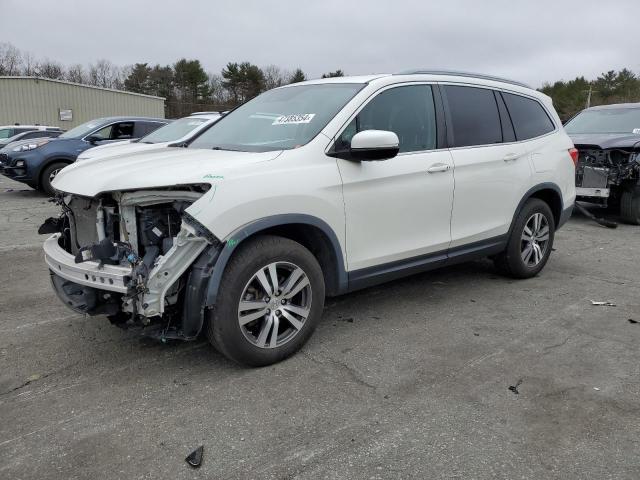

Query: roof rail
395;69;531;89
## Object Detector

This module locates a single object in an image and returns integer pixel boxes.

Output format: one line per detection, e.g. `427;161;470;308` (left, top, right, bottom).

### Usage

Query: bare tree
65;64;86;84
262;64;289;90
0;42;23;75
37;59;65;80
88;59;121;88
22;51;38;76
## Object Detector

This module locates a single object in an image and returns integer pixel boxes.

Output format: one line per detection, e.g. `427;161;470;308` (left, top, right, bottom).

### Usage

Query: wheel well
258;223;341;296
529;188;562;227
39;159;71;187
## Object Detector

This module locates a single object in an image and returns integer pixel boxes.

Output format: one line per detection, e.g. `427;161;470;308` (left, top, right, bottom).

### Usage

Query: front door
335;84;454;271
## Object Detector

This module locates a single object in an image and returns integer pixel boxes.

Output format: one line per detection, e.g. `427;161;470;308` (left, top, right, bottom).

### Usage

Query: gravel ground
1;174;638;480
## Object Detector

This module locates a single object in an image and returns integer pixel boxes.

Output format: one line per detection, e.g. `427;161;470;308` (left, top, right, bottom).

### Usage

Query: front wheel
40;162;67;197
494;198;555;278
205;235;325;367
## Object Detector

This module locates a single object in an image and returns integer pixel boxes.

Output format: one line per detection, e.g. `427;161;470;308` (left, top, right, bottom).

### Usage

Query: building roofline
0;76;166;100
394;69;532;89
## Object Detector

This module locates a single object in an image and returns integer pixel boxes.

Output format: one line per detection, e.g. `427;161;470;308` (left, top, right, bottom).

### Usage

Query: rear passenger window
443;86;502;147
336;85;437;153
502;93;555;140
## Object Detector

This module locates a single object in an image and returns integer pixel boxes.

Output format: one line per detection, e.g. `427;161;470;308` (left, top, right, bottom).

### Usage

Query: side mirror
349;130;399;161
86;135;101;144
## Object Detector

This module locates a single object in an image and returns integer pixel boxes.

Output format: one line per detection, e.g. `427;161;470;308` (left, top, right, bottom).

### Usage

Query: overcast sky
3;0;639;87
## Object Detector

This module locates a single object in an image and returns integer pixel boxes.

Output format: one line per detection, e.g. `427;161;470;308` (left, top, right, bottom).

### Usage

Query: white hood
78;140;133;160
53;148;282;197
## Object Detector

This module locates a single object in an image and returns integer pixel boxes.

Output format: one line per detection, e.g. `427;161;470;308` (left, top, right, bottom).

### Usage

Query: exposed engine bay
40;186;220;340
575;146;640;205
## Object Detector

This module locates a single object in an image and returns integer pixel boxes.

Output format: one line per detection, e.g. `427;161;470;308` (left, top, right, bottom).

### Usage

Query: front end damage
575;146;640;205
41;186;220;340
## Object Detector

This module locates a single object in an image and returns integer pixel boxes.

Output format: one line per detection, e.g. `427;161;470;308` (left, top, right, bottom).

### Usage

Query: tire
205;235;325;367
40;162;67;197
494;198;555;279
620;187;640;225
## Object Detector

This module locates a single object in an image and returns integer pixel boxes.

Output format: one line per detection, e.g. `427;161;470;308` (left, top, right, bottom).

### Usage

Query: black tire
205;235;325;367
40;162;67;197
620;187;640;225
494;198;555;279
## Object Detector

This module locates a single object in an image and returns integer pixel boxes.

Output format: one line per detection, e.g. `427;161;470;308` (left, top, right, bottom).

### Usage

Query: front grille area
0;153;8;166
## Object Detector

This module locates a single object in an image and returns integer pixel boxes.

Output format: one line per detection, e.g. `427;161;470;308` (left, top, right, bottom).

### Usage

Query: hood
569;133;640;150
52;147;282;197
77;140;153;161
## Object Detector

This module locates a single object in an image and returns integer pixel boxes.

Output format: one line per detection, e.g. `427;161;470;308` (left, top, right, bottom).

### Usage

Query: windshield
59;119;105;139
565;108;640;134
189;83;364;152
140;117;209;144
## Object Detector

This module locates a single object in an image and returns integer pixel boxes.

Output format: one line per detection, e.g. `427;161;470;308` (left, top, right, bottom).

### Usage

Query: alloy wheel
237;261;312;349
520;212;550;267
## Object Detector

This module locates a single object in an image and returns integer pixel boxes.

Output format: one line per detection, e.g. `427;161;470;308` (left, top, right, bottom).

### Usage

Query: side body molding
204;214;348;306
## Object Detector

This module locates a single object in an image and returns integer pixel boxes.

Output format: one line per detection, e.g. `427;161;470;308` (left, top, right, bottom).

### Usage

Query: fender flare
508;182;565;236
204;214;348;306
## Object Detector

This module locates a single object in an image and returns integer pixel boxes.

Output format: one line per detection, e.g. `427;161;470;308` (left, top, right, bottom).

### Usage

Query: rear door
335;84;454;271
443;84;531;248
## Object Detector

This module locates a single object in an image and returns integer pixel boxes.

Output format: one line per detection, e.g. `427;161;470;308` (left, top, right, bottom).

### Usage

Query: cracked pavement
1;174;639;479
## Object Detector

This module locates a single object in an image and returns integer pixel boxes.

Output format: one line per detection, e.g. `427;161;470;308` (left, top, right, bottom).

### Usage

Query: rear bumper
43;234;131;293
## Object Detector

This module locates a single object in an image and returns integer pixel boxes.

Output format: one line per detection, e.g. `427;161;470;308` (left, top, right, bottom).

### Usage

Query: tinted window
502;92;555;140
134;121;165;138
444;86;502;147
21;131;46;140
336;85;437;153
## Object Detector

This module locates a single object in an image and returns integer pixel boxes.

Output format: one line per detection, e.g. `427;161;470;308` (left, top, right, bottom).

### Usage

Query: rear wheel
494;198;555;278
40;162;67;196
205;235;325;367
620;187;640;225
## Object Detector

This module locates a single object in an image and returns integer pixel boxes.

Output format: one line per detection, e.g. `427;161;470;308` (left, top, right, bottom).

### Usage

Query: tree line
1;42;639;120
0;42;345;118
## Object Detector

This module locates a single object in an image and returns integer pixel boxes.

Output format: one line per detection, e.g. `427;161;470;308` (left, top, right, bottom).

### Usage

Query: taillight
568;147;579;168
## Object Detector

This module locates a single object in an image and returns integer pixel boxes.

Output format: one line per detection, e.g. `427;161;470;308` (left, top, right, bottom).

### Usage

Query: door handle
503;152;520;162
427;163;451;174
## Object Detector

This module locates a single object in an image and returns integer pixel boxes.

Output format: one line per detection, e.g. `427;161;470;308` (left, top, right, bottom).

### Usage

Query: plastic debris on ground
590;300;616;307
185;445;204;468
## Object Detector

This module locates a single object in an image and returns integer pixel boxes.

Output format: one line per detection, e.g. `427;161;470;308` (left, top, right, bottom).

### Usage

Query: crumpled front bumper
44;234;132;293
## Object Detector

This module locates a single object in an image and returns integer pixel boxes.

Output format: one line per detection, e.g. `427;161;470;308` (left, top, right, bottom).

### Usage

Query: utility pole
583;85;598;109
585;85;593;109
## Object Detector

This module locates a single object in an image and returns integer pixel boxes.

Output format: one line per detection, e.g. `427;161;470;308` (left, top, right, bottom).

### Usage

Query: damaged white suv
43;71;576;366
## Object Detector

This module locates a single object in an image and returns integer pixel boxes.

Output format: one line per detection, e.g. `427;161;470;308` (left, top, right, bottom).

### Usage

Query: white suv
44;70;576;366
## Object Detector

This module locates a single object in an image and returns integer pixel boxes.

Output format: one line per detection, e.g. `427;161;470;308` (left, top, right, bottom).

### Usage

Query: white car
44;70;576;366
75;113;223;161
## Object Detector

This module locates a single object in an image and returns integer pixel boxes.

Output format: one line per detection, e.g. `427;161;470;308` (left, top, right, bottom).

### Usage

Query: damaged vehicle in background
76;112;224;162
565;103;640;224
41;71;575;366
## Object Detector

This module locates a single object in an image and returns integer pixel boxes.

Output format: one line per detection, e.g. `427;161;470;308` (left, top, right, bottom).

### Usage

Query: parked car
564;103;640;224
0;116;168;195
0;124;62;141
76;112;223;162
0;126;63;149
43;71;576;366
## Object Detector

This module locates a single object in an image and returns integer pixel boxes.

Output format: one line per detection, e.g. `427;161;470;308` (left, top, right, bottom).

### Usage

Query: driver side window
336;85;437;153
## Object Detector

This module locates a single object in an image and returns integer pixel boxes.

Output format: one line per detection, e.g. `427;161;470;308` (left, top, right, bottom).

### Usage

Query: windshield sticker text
272;114;315;125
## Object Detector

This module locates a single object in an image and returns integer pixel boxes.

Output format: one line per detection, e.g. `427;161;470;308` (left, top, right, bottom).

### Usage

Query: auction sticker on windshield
272;114;315;125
